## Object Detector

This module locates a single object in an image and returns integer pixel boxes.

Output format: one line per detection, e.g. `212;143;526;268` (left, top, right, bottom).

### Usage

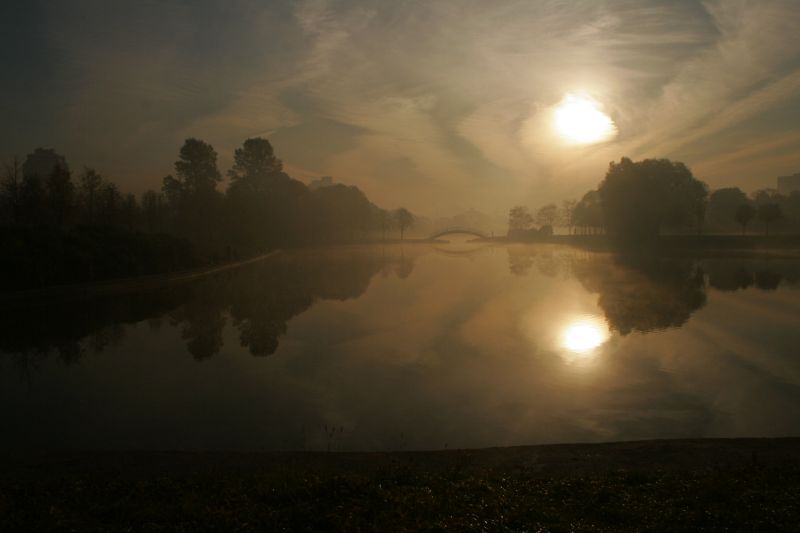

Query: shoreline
0;250;281;304
3;438;800;530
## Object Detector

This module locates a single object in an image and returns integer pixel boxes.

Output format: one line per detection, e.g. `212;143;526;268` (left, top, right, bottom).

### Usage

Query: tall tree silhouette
394;208;413;240
599;157;708;240
175;138;222;195
227;137;283;194
163;138;223;245
0;156;22;225
45;164;74;227
706;187;748;232
734;203;755;234
21;148;67;225
758;203;782;235
78;168;104;225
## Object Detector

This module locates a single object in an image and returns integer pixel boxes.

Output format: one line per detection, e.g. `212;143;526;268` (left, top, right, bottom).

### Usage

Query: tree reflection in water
0;247;417;373
507;246;800;336
573;255;706;335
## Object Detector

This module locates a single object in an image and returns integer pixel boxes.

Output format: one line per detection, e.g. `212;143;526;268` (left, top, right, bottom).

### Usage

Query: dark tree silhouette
574;254;707;335
734;203;755;234
393;208;413;240
598;157;708;240
45;164;74;227
1;137;416;291
227;137;283;194
162;138;224;246
174;138;222;195
706;187;748;232
79;168;104;225
0;156;22;225
757;203;782;235
560;199;577;234
377;209;391;241
141;190;164;232
572;190;604;234
21;148;67;226
23;148;68;183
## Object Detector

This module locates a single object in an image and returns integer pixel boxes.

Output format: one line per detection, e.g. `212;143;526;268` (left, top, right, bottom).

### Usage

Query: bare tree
393;208;414;240
508;206;533;232
535;203;558;229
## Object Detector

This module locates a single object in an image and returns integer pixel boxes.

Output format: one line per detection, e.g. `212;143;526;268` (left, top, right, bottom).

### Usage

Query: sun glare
562;317;609;354
553;94;617;145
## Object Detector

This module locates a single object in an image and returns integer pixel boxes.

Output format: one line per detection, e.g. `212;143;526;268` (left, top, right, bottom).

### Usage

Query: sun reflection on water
561;316;609;356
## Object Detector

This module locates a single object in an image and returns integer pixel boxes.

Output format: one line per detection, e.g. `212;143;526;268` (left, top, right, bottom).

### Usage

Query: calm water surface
3;242;800;451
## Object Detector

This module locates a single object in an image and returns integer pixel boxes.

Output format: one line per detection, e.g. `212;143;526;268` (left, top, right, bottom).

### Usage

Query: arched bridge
428;227;490;241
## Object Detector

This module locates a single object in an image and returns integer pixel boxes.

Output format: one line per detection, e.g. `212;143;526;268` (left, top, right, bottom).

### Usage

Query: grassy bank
2;438;799;531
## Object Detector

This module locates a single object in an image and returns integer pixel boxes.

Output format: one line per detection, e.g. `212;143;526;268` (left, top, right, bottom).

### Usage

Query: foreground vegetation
2;438;799;531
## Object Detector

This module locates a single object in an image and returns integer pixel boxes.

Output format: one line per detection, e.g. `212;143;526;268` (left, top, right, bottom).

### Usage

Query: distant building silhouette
309;175;334;190
777;173;800;195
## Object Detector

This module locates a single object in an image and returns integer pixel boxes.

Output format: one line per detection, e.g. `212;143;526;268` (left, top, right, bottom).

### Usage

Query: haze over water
3;242;800;452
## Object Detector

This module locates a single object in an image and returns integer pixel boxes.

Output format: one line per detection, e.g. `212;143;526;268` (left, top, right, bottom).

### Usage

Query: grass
2;438;800;531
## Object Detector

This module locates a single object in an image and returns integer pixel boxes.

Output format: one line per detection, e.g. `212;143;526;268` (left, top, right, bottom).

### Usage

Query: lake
3;242;800;451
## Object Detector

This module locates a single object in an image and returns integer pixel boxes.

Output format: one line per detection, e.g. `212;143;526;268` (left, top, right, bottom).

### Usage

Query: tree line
508;157;800;240
0;138;415;289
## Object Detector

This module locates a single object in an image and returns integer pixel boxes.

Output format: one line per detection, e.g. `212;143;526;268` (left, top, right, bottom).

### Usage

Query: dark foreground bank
2;438;799;532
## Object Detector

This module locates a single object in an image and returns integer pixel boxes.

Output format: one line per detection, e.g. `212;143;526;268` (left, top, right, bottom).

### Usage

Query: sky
2;0;800;216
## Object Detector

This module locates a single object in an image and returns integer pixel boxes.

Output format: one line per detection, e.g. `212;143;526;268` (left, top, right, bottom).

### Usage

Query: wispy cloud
3;0;800;212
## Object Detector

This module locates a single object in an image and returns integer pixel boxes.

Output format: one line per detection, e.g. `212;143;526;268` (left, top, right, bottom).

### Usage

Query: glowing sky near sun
2;1;800;214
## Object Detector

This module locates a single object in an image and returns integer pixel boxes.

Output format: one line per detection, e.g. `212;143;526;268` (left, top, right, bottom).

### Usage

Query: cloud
3;0;800;211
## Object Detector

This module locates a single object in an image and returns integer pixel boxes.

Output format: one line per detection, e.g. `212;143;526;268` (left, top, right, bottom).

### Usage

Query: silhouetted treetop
174;138;221;195
23;148;68;180
228;137;284;193
598;157;708;240
508;206;533;233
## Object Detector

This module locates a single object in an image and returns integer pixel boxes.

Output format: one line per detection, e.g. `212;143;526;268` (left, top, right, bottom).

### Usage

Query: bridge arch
427;227;489;241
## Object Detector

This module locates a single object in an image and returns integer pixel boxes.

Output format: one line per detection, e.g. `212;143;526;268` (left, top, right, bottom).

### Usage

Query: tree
174;138;221;195
21;148;67;226
757;203;782;235
45;164;74;227
508;206;533;232
573;190;604;234
79;168;104;225
121;193;139;229
393;208;414;240
560;199;577;234
598;157;708;240
162;139;224;245
141;190;163;232
0;156;22;225
706;187;748;232
377;209;391;241
227;137;283;194
23;148;67;183
535;203;558;229
734;203;755;234
98;182;122;226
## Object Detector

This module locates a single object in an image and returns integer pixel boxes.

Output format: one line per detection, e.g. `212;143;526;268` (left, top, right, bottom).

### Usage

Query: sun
562;317;609;354
553;94;617;145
